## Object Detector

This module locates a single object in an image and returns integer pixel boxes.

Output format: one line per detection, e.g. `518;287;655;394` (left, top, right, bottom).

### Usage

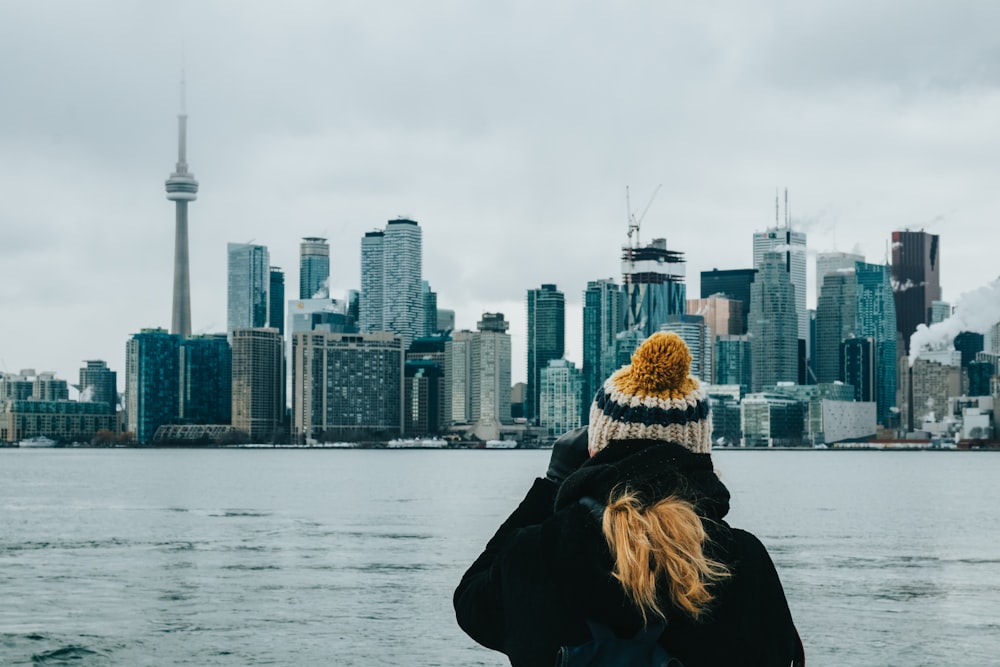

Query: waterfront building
406;334;448;435
539;359;582;439
904;350;961;430
526;284;565;424
891;230;942;354
968;359;995;397
165;84;198;340
79;360;117;411
749;252;798;391
623;237;686;337
33;372;69;402
741;392;806;447
291;331;404;442
700;268;755;335
125;328;181;444
405;360;444;436
359;231;384;333
443;315;512;440
299;237;329;299
0;371;35;401
841;337;876;403
510;382;526;420
715;335;752;397
707;390;742;446
359;219;424;348
445;332;472;425
1;399;117;444
227;243;270;333
583;278;625;417
231;328;283;442
661;314;712;383
269;267;285;334
179;334;231;425
769;382;865;445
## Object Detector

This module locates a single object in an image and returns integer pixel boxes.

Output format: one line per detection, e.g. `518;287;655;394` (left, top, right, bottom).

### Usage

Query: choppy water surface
1;448;998;666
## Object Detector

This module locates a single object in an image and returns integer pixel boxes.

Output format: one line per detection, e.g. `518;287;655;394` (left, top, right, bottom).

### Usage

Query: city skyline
4;2;1000;390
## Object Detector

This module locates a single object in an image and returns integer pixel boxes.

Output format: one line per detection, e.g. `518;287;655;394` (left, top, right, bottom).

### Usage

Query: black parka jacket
454;438;803;667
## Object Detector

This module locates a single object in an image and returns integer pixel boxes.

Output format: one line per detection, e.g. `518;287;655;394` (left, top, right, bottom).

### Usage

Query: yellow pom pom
615;332;696;400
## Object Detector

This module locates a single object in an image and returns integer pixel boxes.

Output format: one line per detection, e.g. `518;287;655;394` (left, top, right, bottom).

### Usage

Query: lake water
1;448;998;666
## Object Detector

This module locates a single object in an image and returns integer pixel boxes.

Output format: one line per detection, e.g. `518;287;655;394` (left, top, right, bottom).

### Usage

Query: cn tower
165;77;198;339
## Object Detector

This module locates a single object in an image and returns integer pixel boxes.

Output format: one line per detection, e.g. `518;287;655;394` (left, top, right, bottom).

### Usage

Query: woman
454;332;803;666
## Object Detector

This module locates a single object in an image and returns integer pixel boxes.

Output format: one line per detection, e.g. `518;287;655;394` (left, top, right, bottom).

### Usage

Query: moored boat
18;436;59;448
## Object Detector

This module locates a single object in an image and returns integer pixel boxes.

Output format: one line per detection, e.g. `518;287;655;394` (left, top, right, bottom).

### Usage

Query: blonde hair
602;488;730;622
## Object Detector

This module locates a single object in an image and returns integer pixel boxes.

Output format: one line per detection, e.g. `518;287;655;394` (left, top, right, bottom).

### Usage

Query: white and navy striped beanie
588;331;711;456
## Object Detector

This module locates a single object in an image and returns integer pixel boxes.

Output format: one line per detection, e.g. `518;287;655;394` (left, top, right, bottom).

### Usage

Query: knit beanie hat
588;331;711;456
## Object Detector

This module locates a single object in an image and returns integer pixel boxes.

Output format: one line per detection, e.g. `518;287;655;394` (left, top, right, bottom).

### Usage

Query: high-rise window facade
291;331;404;442
299;237;330;299
700;268;756;335
526;284;565;424
583;279;625;418
891;230;941;354
79;360;117;412
125;328;180;443
539;359;582;438
359;219;424;348
269;267;285;334
753;227;807;341
231;328;283;441
227;243;270;333
179;334;232;425
749;252;798;391
622;238;686;337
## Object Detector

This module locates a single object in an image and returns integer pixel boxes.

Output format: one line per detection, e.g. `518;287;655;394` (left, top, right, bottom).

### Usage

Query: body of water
1;448;998;666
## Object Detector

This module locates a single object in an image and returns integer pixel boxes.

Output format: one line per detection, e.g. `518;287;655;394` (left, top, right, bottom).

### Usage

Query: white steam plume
909;276;1000;365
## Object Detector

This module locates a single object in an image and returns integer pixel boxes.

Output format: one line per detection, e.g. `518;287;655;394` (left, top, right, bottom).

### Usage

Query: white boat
18;436;59;448
387;437;448;449
485;439;518;449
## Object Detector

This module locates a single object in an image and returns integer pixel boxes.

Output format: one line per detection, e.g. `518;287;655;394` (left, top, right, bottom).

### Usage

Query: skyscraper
231;328;283;441
468;313;513;440
539;359;582;438
891;230;942;354
582;279;625;418
661;314;712;383
359;231;384;334
299;237;329;299
623;238;686;337
526;284;565;424
753;225;807;342
699;268;756;335
125;328;180;443
715;335;752;396
815;261;898;425
359;219;424;348
78;360;117;411
749;252;798;391
291;331;404;442
179;334;231;425
227;243;270;333
816;251;864;300
269;267;285;335
422;281;438;337
165;81;199;340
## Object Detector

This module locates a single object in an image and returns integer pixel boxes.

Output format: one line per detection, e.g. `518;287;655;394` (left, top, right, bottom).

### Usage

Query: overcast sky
2;1;999;391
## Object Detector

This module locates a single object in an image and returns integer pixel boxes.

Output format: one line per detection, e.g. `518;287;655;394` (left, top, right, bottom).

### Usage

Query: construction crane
625;184;661;251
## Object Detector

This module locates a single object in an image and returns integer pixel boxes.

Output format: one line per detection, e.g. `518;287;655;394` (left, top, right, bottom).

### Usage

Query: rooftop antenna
775;188;779;227
784;187;790;229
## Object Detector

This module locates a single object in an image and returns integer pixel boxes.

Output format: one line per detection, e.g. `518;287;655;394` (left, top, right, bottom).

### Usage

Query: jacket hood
554;439;730;521
541;439;732;631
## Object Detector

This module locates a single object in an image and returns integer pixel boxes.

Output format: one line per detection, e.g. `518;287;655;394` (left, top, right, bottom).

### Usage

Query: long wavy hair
602;488;730;622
